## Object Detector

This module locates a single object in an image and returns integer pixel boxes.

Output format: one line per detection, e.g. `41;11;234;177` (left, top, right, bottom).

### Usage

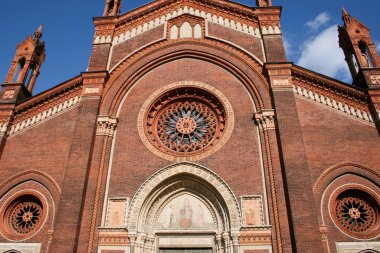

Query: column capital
96;116;118;136
253;109;276;131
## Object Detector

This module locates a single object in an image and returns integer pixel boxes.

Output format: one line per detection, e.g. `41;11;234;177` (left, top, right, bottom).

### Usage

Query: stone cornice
14;75;82;119
9;95;81;137
292;65;379;125
93;0;283;45
292;65;367;102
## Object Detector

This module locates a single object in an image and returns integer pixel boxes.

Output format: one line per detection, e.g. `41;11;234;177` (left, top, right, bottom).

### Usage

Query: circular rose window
1;194;46;240
138;82;234;161
331;188;380;239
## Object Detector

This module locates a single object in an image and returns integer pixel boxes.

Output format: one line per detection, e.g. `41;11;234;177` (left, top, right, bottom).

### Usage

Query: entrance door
160;248;212;253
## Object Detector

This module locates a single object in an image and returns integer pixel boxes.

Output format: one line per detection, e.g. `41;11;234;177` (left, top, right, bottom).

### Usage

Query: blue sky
1;0;379;94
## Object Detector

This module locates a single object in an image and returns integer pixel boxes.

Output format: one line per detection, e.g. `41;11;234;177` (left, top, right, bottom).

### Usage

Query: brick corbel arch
0;169;61;201
100;39;272;116
127;162;241;233
313;162;380;198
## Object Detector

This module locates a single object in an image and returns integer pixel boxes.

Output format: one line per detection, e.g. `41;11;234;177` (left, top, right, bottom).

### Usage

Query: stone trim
253;110;275;131
97;116;118;136
293;84;375;124
127;162;241;232
0;243;41;253
336;241;380;253
97;6;266;46
0;122;8;134
8;96;81;137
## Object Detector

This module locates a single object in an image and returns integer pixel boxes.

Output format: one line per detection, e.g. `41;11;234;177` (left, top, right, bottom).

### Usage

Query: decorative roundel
330;187;380;239
1;194;46;240
138;81;234;161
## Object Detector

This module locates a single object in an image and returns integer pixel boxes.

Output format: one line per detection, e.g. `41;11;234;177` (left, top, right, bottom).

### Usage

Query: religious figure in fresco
245;208;256;225
193;204;205;227
180;198;192;228
166;205;175;228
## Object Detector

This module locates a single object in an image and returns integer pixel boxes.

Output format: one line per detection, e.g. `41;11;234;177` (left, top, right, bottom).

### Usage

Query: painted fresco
157;194;215;230
242;197;262;226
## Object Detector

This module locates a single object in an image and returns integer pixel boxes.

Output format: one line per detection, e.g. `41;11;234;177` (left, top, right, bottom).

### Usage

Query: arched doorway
127;163;241;253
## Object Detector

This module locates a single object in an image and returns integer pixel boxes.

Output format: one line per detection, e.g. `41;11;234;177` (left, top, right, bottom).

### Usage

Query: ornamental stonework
0;194;47;241
138;81;234;161
330;186;380;239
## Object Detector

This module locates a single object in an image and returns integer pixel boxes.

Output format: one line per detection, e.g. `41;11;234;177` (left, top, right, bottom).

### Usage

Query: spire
341;6;349;16
341;6;351;24
34;24;43;40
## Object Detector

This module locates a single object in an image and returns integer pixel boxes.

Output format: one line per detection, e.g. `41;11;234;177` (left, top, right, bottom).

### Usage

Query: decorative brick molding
98;229;129;246
8;96;81;137
253;110;275;131
293;84;375;124
97;5;265;46
97;116;118;136
239;229;272;245
313;162;380;194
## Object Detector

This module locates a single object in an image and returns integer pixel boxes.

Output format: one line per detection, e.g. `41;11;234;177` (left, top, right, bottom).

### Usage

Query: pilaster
50;71;109;253
264;63;324;253
77;115;118;253
253;109;292;253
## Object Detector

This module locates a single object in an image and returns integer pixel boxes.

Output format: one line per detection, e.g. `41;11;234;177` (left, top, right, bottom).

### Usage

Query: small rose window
1;194;45;239
332;189;380;239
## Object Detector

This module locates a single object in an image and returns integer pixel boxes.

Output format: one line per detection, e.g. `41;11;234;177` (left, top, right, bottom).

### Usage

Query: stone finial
256;0;272;7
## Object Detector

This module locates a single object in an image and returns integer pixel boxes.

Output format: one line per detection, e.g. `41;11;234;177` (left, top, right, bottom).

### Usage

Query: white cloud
283;35;295;57
305;12;331;30
377;43;380;52
297;25;351;82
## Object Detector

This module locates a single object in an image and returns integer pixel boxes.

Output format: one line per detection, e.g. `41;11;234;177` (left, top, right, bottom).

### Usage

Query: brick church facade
0;0;379;252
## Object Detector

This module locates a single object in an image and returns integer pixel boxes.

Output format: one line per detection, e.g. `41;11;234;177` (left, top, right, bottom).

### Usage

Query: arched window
351;53;360;74
358;41;374;67
25;62;36;87
359;250;380;253
12;58;25;82
107;0;115;15
180;22;192;38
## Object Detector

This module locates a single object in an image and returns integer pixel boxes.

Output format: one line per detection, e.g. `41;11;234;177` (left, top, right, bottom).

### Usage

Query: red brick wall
0;107;79;251
107;57;265;202
295;96;380;252
262;35;286;62
109;25;165;69
207;23;265;62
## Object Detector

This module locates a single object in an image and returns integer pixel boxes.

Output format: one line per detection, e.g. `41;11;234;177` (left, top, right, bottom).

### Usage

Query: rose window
144;86;228;159
9;201;42;234
332;189;380;238
2;195;45;238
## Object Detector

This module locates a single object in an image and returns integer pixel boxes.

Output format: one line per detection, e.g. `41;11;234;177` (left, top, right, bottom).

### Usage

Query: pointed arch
127;162;241;233
313;162;380;195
